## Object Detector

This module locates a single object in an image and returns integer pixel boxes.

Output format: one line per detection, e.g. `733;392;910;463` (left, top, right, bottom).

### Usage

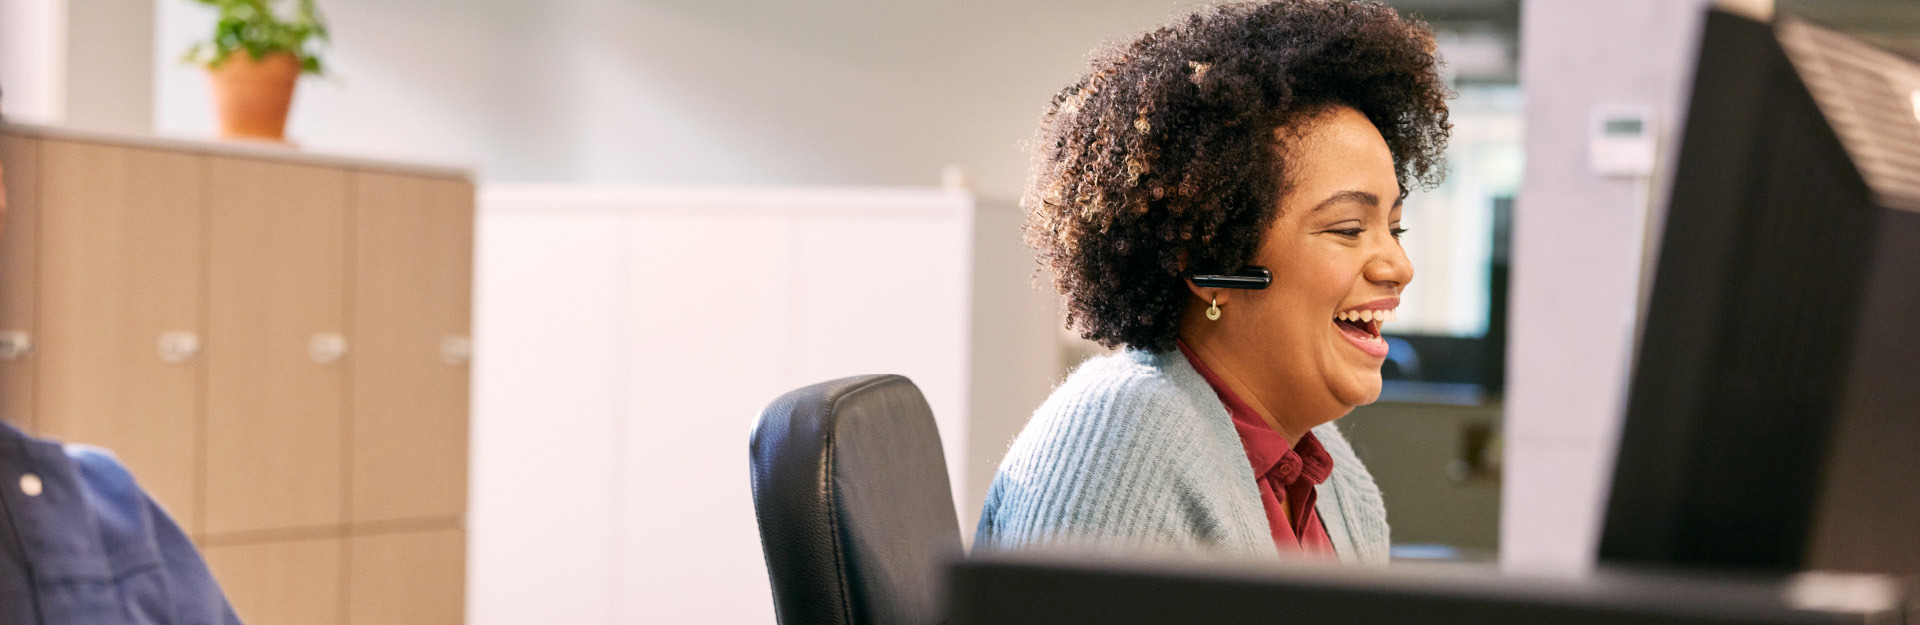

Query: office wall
153;3;1184;532
2;0;154;131
153;0;1210;198
66;0;153;132
471;185;974;625
152;0;1208;559
966;197;1063;535
1504;0;1711;574
0;0;65;122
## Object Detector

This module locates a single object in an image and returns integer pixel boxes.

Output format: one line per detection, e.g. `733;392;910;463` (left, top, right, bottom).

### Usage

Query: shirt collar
1175;339;1334;487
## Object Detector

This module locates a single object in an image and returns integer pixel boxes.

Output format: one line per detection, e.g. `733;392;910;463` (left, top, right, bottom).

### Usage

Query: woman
975;0;1450;565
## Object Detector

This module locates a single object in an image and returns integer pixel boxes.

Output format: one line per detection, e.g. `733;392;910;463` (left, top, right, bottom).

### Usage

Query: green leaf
178;0;331;75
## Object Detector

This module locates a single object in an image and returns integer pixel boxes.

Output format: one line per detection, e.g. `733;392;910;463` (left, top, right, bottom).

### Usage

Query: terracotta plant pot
207;51;301;142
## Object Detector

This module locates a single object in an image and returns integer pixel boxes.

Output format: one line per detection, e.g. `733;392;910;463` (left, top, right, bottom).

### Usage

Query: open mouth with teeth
1334;307;1395;358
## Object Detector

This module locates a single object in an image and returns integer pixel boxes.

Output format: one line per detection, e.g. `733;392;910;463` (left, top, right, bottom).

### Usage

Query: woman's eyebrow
1311;189;1380;212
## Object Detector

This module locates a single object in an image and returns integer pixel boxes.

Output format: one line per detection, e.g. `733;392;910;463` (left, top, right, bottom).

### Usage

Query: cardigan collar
1122;348;1388;566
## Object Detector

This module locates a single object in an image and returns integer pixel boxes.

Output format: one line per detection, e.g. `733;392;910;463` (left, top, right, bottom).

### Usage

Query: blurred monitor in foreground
949;552;1905;625
1600;8;1920;582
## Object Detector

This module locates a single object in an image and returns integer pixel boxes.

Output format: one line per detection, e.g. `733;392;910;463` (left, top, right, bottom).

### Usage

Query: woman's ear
1178;250;1226;305
1184;277;1226;306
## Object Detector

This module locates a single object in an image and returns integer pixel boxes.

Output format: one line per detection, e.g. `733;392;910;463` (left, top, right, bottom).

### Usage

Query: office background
1;0;1916;623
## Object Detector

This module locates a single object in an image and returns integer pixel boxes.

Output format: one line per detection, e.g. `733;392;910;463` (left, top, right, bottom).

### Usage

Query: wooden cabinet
351;173;472;524
0;124;472;624
37;140;206;532
204;156;351;534
349;528;467;625
0;134;41;433
204;537;345;625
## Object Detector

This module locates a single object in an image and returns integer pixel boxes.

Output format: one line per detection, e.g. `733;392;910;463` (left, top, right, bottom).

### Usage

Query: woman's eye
1390;227;1408;239
1327;228;1365;238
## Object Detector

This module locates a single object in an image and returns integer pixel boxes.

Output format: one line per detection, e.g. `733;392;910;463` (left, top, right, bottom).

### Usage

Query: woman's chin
1332;369;1385;409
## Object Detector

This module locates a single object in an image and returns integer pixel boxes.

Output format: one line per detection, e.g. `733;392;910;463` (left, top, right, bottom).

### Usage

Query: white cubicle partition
471;185;973;624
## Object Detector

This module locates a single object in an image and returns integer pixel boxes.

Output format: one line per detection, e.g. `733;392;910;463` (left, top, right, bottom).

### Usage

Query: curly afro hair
1025;0;1451;352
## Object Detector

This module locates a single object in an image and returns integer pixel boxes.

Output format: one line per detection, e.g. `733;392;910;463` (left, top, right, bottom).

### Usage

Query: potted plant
181;0;329;142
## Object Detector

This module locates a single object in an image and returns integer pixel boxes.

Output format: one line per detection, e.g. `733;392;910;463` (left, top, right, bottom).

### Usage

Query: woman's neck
1179;323;1348;443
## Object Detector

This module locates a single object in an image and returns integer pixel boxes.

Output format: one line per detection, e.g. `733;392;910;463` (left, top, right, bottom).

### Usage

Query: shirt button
19;473;42;497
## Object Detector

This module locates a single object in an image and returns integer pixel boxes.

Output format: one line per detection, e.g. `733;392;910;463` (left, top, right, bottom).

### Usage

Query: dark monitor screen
1600;9;1920;578
948;553;1903;625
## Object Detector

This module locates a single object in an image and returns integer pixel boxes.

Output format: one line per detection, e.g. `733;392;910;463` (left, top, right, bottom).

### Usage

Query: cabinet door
349;172;472;523
205;536;344;625
348;527;465;625
204;156;349;534
35;140;207;532
0;135;39;431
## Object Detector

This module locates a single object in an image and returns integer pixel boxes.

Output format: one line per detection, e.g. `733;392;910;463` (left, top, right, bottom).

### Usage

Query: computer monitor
1600;9;1920;578
948;552;1905;625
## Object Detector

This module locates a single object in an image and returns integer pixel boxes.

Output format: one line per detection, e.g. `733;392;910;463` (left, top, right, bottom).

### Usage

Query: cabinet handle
0;331;32;361
309;333;349;364
440;336;472;365
157;332;201;363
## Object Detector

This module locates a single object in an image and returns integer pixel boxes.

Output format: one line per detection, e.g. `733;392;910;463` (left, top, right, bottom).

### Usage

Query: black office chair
749;374;963;625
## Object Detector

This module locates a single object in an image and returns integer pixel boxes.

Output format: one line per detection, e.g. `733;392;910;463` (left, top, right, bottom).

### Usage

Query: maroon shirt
1178;340;1337;558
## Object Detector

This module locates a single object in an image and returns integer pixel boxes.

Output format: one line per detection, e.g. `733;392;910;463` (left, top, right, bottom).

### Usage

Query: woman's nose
1365;242;1414;288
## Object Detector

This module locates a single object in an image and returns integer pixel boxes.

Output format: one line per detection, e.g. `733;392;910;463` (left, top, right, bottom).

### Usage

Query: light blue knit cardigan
974;349;1391;565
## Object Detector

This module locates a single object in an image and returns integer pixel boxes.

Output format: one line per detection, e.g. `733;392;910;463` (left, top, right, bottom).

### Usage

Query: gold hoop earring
1206;297;1221;321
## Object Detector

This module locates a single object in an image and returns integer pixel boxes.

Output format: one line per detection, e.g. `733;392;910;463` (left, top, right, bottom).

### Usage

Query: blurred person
0;89;243;624
975;0;1450;563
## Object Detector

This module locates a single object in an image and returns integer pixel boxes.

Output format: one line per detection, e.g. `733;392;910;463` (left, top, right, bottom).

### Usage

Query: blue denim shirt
0;422;241;625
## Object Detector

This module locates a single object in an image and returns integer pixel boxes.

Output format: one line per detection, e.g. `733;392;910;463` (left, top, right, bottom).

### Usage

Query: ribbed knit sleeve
973;352;1275;558
1309;422;1393;566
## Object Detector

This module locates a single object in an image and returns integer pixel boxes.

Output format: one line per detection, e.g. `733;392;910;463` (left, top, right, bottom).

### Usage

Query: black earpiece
1188;266;1271;290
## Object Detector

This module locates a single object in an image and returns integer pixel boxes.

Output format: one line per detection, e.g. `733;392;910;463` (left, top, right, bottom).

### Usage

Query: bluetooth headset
1187;266;1272;290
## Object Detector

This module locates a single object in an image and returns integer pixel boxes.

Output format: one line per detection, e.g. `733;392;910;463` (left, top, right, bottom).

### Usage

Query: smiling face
1181;104;1412;435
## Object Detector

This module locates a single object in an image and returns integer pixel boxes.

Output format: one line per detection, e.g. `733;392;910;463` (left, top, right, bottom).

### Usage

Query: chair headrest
750;374;962;625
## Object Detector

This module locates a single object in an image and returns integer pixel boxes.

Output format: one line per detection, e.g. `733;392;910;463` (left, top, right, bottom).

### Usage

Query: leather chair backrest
749;375;962;625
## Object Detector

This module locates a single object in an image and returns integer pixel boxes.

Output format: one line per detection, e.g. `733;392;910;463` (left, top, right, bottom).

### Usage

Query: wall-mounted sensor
1590;104;1657;178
